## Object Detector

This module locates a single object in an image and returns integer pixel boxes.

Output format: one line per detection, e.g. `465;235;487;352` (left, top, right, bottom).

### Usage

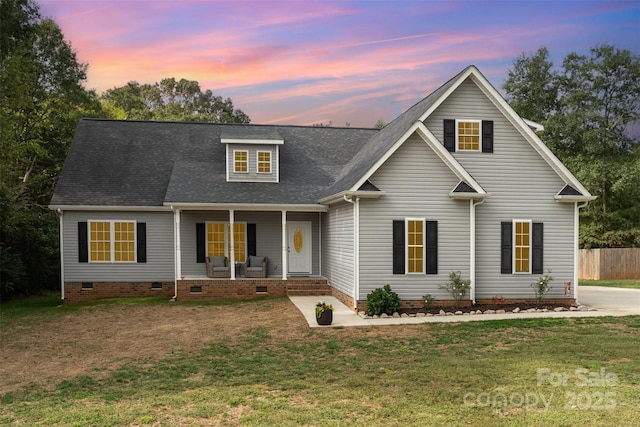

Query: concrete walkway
578;286;640;315
290;289;640;328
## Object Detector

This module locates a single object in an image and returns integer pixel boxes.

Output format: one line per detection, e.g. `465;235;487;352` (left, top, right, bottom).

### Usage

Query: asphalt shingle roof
50;121;378;206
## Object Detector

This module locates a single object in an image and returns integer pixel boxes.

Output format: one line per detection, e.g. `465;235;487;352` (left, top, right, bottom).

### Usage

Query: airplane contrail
334;33;440;49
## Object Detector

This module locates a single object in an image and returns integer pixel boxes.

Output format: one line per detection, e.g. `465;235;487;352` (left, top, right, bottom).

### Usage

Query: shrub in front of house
366;284;401;316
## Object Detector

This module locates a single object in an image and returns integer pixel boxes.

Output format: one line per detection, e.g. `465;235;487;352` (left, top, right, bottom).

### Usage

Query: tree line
1;0;638;298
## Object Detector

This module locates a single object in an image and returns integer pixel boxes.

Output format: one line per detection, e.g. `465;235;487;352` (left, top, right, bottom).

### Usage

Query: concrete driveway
578;286;640;315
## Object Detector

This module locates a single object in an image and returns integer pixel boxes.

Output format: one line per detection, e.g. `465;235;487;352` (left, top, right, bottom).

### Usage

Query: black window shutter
136;223;147;263
501;221;512;274
247;223;257;257
78;222;88;263
532;222;543;274
392;220;405;274
196;223;206;263
426;221;438;274
482;120;493;153
443;119;456;152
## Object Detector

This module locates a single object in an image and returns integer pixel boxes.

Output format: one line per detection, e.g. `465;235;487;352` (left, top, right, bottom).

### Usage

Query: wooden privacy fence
579;248;640;280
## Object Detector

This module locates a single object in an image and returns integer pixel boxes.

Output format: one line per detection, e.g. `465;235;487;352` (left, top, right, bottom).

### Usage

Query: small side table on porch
235;262;245;278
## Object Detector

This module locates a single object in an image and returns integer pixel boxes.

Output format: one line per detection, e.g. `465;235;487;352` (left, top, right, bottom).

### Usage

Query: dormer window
221;128;284;183
257;151;272;173
234;150;248;173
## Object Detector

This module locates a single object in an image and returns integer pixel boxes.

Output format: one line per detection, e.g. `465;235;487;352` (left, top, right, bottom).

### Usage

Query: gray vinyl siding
180;210;319;277
359;135;471;301
227;144;278;183
62;211;175;282
424;77;575;298
321;201;355;298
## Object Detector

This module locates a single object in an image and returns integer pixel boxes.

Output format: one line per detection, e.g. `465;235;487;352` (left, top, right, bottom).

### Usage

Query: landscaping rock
526;308;537;313
455;311;463;315
512;307;521;313
569;306;578;311
496;309;506;314
416;312;426;317
401;313;409;318
577;305;589;311
439;309;446;316
392;312;400;318
484;309;496;314
380;313;389;318
554;307;567;312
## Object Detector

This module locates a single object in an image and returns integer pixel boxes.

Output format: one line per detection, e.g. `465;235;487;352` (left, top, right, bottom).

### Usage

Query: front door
287;221;312;275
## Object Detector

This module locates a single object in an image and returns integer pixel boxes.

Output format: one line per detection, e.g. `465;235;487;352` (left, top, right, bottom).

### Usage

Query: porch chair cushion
210;256;227;267
248;256;264;267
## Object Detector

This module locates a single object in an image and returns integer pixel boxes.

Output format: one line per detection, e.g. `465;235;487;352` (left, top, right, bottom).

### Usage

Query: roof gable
329;65;591;199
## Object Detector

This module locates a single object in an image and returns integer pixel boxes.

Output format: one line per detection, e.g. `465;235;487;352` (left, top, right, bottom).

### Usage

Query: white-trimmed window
513;220;531;273
257;151;272;173
233;150;248;173
456;120;481;151
406;218;425;273
207;222;247;263
89;220;136;262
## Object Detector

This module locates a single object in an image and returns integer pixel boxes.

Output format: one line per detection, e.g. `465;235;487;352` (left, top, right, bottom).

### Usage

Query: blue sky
39;0;640;126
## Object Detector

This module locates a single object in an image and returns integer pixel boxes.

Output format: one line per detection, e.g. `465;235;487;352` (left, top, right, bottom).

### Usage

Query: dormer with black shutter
221;128;284;183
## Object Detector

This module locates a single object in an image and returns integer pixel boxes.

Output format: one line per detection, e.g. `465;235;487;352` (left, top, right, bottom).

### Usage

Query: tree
100;78;251;123
0;0;102;298
503;47;558;123
504;45;640;248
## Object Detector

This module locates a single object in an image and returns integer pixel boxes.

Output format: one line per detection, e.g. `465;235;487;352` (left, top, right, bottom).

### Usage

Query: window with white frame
233;150;248;173
207;222;247;263
514;220;531;273
257;151;272;173
406;219;425;273
89;220;136;262
456;120;481;151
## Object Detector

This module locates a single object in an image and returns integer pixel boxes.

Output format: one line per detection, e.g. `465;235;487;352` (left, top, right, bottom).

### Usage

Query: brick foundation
64;281;174;303
177;277;331;301
63;279;576;309
476;298;575;306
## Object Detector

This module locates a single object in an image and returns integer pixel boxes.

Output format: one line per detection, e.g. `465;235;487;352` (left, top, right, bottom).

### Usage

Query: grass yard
579;279;640;289
1;296;639;426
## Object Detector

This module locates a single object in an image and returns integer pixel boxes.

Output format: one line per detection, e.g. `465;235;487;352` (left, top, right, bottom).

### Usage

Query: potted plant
315;301;333;325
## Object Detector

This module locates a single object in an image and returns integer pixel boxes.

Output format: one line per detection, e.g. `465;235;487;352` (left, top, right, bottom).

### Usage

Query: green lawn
1;296;639;426
579;279;640;289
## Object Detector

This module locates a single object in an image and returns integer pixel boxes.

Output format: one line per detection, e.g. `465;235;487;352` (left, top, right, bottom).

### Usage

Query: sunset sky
39;0;639;127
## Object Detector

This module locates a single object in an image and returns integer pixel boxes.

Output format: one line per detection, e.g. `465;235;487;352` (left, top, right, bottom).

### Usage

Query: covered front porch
170;203;328;284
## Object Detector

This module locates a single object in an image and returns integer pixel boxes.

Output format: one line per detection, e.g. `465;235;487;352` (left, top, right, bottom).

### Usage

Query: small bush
439;271;471;307
422;294;434;309
531;272;553;304
366;284;401;315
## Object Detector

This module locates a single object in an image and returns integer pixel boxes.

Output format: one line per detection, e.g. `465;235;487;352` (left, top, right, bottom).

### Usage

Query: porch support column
173;207;181;299
469;199;476;304
281;210;288;280
229;209;235;280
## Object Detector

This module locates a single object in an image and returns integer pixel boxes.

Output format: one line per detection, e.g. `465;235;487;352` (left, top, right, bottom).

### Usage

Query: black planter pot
316;309;333;325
